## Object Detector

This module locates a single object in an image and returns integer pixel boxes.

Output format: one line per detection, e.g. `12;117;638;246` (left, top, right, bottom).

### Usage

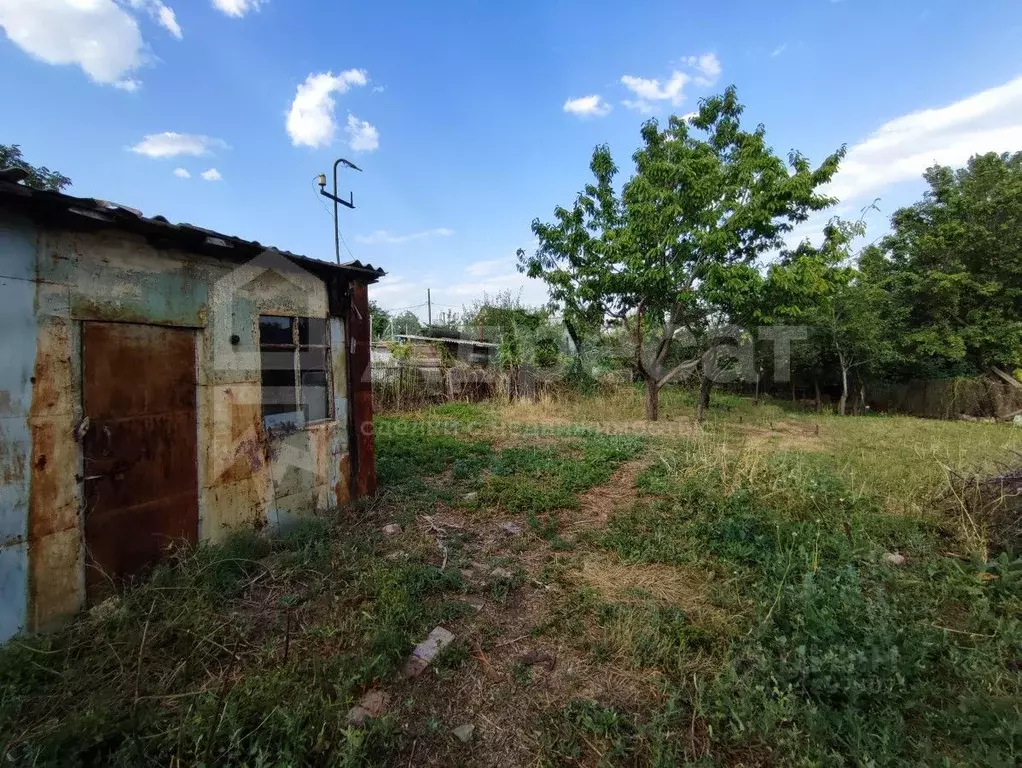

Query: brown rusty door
82;322;198;596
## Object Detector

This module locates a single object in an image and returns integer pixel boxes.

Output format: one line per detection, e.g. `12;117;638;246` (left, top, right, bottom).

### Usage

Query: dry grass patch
577;554;713;612
731;420;827;453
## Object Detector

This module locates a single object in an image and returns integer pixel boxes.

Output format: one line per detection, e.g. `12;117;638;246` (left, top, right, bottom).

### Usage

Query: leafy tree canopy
0;144;71;192
868;151;1022;375
522;87;844;419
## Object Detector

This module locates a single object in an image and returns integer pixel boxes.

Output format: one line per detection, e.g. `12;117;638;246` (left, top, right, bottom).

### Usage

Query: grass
0;515;458;766
595;435;1022;764
3;387;1021;766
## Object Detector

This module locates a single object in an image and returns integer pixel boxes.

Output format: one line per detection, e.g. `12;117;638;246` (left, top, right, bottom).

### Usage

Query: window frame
258;315;334;429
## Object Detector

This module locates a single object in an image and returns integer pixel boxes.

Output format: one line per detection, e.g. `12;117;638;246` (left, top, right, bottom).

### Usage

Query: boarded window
259;316;331;427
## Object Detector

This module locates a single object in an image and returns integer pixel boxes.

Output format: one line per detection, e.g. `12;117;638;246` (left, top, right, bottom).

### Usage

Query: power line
312;176;360;263
379;302;428;313
311;176;333;219
338;231;357;262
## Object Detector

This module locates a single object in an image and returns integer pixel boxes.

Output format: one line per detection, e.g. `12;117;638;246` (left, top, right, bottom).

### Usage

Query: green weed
0;516;459;766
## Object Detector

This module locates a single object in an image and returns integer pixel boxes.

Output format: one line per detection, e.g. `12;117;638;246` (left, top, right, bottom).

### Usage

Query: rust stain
202;476;270;542
0;390;14;416
27;419;76;540
354;390;377;497
347;282;377;498
28;316;79;630
334;453;351;508
27;318;71;418
307;423;331;487
214;386;266;485
81;322;199;598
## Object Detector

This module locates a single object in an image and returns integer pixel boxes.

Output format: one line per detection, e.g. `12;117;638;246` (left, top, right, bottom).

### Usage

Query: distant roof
0;172;385;284
394;333;499;348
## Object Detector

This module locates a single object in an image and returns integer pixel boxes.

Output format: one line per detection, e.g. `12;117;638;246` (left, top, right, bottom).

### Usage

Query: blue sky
1;0;1021;320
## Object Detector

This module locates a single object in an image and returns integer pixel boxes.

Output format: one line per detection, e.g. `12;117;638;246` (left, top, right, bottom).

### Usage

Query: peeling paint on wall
1;217;367;641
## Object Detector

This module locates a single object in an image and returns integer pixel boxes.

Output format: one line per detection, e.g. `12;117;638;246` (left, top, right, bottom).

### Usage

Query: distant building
0;172;384;642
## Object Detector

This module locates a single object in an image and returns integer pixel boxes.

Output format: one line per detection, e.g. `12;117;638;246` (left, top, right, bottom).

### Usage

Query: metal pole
427;289;432;326
319;158;361;264
332;159;341;264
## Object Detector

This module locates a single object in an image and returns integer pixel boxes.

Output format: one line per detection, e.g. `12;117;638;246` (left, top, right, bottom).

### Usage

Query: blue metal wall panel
0;541;28;642
0;214;36;282
0;217;37;644
0;277;39;417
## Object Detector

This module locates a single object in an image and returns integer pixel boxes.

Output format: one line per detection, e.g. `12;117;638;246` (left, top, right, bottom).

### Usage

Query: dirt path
382;452;660;766
562;456;650;535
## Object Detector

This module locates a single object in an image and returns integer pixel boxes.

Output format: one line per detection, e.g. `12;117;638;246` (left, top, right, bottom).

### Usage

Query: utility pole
427;289;432;326
317;158;363;264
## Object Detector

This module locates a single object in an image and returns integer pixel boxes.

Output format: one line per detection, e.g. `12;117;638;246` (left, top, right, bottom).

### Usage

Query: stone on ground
883;551;908;566
346;690;391;726
402;626;455;678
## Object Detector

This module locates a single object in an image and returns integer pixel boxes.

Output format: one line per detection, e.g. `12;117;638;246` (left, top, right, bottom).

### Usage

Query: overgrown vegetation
3;393;1020;765
591;436;1022;764
0;515;457;765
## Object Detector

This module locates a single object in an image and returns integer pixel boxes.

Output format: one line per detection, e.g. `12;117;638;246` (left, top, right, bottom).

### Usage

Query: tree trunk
754;374;760;406
838;355;849;416
696;374;713;422
644;377;659;421
564;319;583;358
814;376;822;414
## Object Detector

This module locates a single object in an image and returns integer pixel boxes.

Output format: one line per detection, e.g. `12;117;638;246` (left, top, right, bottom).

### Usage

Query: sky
1;0;1021;322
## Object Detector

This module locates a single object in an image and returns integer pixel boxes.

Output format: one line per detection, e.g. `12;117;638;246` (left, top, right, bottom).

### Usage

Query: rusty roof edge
0;179;386;284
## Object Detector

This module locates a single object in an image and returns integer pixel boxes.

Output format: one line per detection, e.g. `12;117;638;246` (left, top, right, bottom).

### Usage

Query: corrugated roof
0;175;386;283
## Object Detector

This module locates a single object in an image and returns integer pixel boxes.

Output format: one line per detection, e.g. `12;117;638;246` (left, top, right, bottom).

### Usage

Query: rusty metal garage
0;174;384;643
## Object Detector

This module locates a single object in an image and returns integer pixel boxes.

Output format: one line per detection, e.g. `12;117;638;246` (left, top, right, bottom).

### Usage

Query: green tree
523;87;844;420
369;301;391;340
463;289;547;340
392;311;422;336
771;220;902;414
0;144;71;191
868;152;1022;376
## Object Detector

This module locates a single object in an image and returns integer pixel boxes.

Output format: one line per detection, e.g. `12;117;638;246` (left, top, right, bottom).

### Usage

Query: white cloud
355;228;453;245
127;0;182;39
0;0;185;88
771;43;787;58
346;114;379;152
825;75;1022;203
212;0;264;17
620;71;689;113
286;70;369;148
172;167;191;178
563;94;611;118
154;3;181;38
0;0;148;85
684;53;721;86
130;132;228;158
201;168;222;181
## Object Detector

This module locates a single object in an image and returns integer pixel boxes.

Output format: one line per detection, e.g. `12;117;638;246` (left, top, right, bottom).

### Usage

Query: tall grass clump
0;515;460;766
598;435;1022;765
